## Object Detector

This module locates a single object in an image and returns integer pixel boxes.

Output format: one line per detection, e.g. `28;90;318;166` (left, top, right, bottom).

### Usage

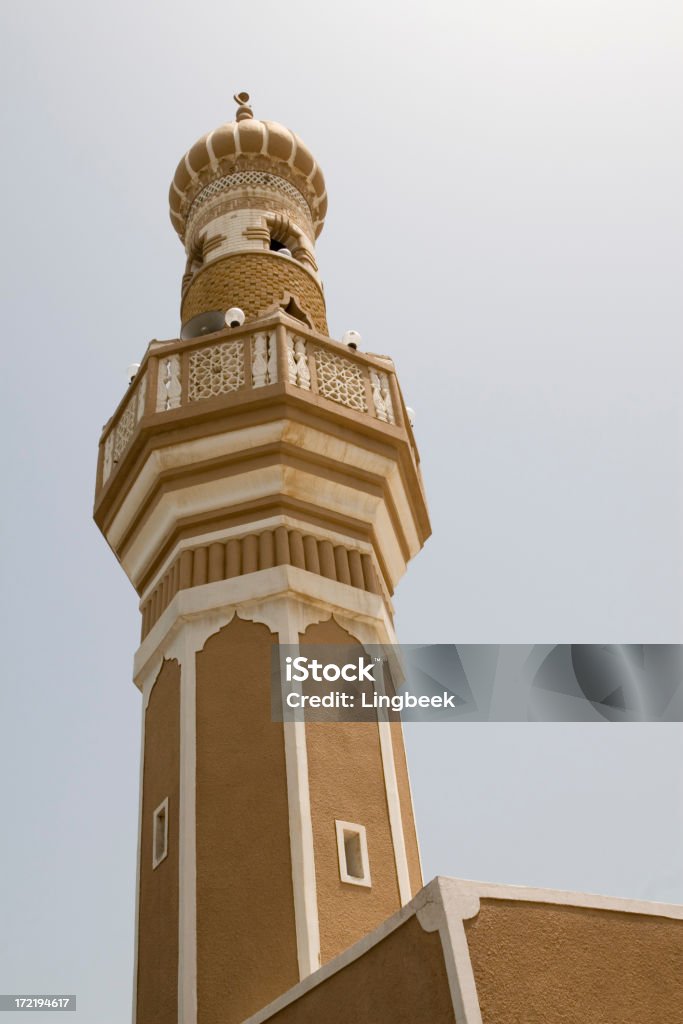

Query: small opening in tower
282;297;312;327
152;799;168;869
344;830;364;878
269;238;287;252
335;820;371;887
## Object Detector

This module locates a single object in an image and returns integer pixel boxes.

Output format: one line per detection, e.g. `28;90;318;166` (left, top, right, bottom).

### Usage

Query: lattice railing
102;370;147;484
98;325;400;490
314;348;367;411
187;340;245;401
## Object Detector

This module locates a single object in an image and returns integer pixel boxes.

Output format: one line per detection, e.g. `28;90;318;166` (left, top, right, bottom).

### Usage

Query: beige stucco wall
302;618;409;963
255;914;456;1024
241;878;683;1024
465;897;683;1023
136;659;180;1024
195;616;299;1024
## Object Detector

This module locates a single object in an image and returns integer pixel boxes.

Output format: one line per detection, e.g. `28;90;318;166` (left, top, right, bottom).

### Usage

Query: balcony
95;312;420;506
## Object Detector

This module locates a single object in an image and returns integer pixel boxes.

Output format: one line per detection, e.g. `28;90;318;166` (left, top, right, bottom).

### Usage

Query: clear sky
1;2;681;1021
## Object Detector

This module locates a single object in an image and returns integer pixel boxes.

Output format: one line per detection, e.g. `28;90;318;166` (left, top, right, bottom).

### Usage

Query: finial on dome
234;91;253;122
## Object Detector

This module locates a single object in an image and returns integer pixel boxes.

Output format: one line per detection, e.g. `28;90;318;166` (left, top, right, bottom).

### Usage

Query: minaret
94;93;431;1024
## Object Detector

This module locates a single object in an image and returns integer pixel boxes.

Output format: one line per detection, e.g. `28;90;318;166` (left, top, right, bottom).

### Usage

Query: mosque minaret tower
94;92;431;1024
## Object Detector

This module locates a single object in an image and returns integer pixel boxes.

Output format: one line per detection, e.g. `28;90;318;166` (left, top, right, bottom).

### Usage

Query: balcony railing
97;317;411;495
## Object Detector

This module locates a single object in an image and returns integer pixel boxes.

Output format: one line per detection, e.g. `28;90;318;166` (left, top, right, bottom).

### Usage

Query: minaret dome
169;93;328;338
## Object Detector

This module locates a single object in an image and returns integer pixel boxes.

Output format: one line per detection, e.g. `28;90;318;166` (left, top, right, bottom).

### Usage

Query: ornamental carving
314;350;367;412
156;355;182;412
286;335;311;390
188;171;310;223
103;370;147;483
251;333;278;387
370;369;395;424
188;341;244;401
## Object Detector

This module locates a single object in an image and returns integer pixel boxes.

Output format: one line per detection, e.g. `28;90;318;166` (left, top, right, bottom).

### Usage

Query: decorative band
141;528;380;639
188;170;310;224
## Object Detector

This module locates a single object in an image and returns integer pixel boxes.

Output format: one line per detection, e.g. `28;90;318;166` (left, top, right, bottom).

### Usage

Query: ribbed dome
169;116;327;242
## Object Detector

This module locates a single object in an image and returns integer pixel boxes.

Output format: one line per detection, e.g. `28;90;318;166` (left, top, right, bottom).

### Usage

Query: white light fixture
342;329;362;350
225;307;246;328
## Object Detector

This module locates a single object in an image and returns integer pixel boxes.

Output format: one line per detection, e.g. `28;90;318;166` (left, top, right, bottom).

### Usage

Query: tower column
95;93;430;1024
130;568;422;1023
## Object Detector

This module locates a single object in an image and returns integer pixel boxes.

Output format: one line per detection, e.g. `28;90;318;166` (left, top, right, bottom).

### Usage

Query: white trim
284;714;320;977
442;912;482;1024
255;597;323;979
130;694;146;1024
398;715;425;884
438;875;683;917
176;630;197;1024
416;879;482;1024
133;566;393;690
240;875;683;1024
335;820;371;888
376;719;411;903
166;615;234;1024
152;797;169;869
376;614;423;888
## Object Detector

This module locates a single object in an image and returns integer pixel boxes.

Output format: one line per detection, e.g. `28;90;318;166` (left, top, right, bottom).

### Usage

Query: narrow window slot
152;798;169;869
335;820;371;887
344;830;364;879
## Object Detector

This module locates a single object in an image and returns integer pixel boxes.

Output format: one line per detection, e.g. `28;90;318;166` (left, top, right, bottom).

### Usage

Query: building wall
136;659;180;1024
256;914;456;1024
465;897;683;1022
181;251;328;333
302;618;407;963
195;615;299;1024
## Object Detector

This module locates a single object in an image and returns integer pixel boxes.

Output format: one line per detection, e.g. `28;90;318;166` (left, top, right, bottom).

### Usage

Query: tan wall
195;616;299;1024
136;659;180;1024
181;251;328;333
259;915;456;1024
465;898;683;1023
302;618;408;963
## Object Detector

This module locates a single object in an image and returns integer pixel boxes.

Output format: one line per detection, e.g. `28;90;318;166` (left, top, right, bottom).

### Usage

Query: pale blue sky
1;2;682;1021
